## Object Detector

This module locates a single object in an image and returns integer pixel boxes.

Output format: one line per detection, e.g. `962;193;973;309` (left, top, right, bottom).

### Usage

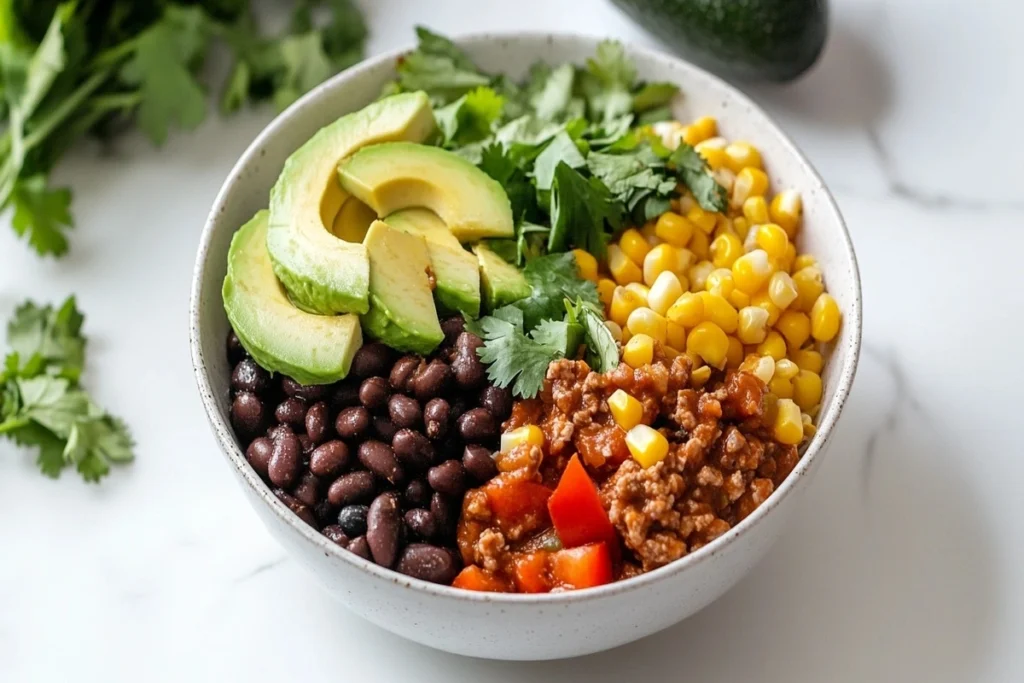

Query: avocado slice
338;141;514;243
266;92;436;316
361;220;444;354
223;211;363;385
331;197;377;243
473;243;531;312
383;209;481;319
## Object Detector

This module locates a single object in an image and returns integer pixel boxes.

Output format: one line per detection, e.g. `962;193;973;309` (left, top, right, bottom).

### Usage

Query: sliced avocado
361;220;444;354
266;92;436;315
383;209;481;318
331;197;377;243
223;211;363;385
473;243;531;311
338;141;514;243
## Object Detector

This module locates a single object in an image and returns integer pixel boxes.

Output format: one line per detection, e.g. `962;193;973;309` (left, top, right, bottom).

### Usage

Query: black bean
309;440;349;478
451;351;485;390
427;459;467;497
298;434;315;454
327;471;376;506
305;401;329;443
231;391;265;438
274;489;317;527
430;493;455;538
245;437;273;478
366;492;402;568
395;544;459;584
321;525;350;548
454;330;483;357
347;536;372;560
337;504;369;537
292;471;321;507
388;394;422;429
227;330;246;362
335;406;371;439
267;423;294;442
330;382;361;410
411;359;452;402
391;429;434;471
440;316;466;348
423;398;450;440
359;376;390;411
402;479;431;509
315;500;336;526
389;356;421;392
449;396;471;422
232;358;270;394
462;444;498;482
479;385;513;421
404;508;437;541
351;342;393;379
275;397;307;427
357;440;404;485
373;416;399;442
457;407;498;442
268;431;302;488
281;377;328;401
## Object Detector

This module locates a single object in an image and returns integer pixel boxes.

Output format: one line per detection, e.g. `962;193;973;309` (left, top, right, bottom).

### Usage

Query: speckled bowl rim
189;31;862;604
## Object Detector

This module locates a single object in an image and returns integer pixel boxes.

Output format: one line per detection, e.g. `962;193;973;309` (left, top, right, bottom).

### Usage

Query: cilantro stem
0;417;30;435
22;69;114;152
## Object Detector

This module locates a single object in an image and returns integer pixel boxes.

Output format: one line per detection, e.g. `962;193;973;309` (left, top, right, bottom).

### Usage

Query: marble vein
234;556;288;583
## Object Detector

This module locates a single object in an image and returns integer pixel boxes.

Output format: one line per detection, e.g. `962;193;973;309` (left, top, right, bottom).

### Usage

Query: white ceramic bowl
189;32;861;661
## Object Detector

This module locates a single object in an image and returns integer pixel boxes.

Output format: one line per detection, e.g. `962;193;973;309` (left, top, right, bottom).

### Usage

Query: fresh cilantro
548;162;622;259
568;298;619;372
478;142;537;226
632;81;678;113
532;132;586;191
508;252;601;331
7;295;85;381
530;318;583;358
586;146;676;202
529;63;576;121
474;311;561;399
8;174;72;256
271;31;333;111
669;143;728;212
579;40;635;122
434;86;504;147
396;27;489;104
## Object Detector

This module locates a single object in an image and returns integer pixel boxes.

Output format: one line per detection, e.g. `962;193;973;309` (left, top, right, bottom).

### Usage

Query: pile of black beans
227;317;511;585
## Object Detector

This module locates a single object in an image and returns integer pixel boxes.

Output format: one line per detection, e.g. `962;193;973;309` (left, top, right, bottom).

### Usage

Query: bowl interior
190;32;861;597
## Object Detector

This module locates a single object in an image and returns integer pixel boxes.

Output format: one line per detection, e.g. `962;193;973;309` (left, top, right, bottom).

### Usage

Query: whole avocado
611;0;828;82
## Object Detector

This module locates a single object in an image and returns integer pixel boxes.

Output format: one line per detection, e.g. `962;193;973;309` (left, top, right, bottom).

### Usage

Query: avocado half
223;211;363;385
266;92;437;316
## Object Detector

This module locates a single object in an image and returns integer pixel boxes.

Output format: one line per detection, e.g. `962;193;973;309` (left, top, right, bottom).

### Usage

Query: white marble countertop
2;0;1021;680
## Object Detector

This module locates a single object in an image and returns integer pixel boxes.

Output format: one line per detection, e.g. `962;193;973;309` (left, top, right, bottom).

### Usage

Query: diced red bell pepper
547;454;617;550
512;551;551;593
484;477;552;537
550;542;613;590
452;566;510;592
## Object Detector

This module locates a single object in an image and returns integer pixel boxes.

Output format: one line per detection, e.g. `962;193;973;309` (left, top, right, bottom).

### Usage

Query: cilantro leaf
529;62;575;120
669;143;728;212
569;299;619;372
548;162;622;259
478;142;537;227
8;174;73;256
434;86;504;147
475;315;562;399
532;132;586;191
632;81;678;113
586;147;676;202
397;27;489;104
530;318;583;358
512;252;600;331
7;295;85;380
580;40;636;122
272;31;333;110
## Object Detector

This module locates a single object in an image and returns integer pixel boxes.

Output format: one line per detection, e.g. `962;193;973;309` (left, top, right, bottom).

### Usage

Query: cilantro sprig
0;297;134;482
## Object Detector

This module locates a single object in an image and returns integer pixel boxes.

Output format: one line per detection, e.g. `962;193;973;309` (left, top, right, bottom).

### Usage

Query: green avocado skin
611;0;828;82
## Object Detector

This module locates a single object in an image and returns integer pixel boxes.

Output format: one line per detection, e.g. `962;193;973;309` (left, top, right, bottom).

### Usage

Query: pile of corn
571;116;841;465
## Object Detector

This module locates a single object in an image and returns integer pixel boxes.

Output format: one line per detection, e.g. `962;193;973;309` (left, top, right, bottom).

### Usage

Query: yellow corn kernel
691;116;717;142
667;321;687;351
608;389;644;431
654;211;694;248
500;425;545;453
604;320;623;342
627;307;668;344
793;253;817;271
648;271;684;316
777;310;811;350
705;268;735;298
793;370;823;411
767;271;798;309
769;189;802;237
597;278;617;308
769;376;794;399
689;229;710;260
662;345;680;359
640;220;660;245
810;293;841;342
643;243;682;286
690;365;712;389
737;306;770;344
773;399;803;445
699;291;738;334
777;242;796;274
572;248;598;282
751;290;781;326
607;244;643;285
686;321;729;369
623;333;655;368
792;349;823;374
724;141;762;173
742;196;770;224
686;205;718;234
666;291;704;328
626;424;670;468
754;223;790;260
732;249;774;294
757;330;787;360
792;266;825;312
728;288;750;309
713;215;736;240
710;232;744;269
774;358;799;380
688;260;715;291
609;286;645;326
685;351;705;369
695;137;728;169
733;216;751;240
802;413;817;439
730;167;769;207
726;335;744;369
712;168;736;194
651;120;685;148
746;354;775;384
625;282;650;301
619;228;652;265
